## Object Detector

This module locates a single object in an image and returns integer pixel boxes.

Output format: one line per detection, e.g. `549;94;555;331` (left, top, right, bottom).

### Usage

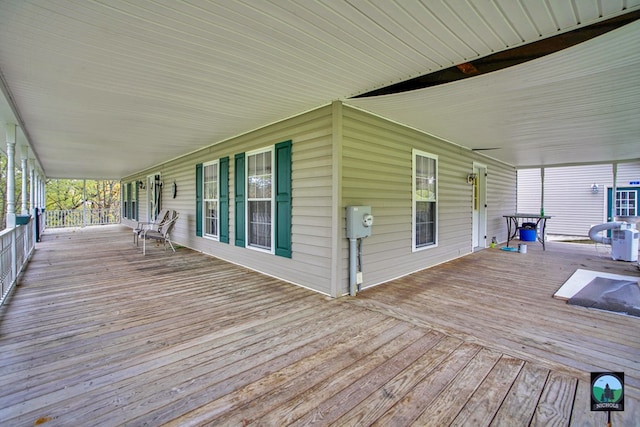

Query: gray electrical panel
346;206;373;239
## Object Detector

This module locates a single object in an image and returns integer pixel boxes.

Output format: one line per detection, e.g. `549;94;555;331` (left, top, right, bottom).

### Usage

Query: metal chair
133;208;170;246
142;211;179;255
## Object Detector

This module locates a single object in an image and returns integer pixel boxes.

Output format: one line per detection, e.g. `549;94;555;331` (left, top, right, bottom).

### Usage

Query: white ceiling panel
347;19;640;167
0;0;638;179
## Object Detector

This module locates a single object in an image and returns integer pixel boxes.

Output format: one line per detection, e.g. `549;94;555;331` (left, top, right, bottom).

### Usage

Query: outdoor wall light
138;181;146;190
591;183;599;193
467;173;477;184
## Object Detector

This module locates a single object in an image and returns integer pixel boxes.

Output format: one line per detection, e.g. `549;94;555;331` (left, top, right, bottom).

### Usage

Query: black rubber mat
568;277;640;317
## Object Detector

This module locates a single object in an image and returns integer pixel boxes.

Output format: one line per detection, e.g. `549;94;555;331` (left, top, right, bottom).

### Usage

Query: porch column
35;173;41;210
38;173;44;209
83;179;87;227
20;146;29;215
540;167;545;216
611;162;618;221
6;123;17;228
42;174;46;209
29;159;35;212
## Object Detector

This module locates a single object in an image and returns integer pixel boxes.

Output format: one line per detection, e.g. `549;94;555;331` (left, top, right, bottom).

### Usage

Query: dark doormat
568;277;640;317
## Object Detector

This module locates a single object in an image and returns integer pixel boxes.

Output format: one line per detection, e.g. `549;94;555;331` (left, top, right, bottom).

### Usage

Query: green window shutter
219;157;230;243
275;140;292;258
134;182;139;221
122;182;126;218
195;163;203;237
234;153;245;247
126;182;132;219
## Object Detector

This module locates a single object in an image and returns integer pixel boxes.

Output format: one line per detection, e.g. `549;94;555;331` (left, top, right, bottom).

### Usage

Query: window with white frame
616;190;637;217
247;148;273;251
203;160;219;239
413;150;438;250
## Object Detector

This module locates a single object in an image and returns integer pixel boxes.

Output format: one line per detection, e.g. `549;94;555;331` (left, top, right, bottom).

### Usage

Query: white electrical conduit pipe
588;222;624;245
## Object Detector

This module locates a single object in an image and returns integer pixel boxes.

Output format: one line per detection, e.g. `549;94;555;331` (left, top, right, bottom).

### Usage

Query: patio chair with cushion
133;208;170;246
142;211;179;255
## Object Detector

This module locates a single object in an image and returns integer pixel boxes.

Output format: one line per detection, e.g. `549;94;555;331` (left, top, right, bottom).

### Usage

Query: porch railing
45;208;121;228
0;219;35;306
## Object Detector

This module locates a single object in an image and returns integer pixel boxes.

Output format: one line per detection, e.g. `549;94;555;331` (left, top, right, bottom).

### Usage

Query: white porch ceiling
0;0;639;179
347;18;640;167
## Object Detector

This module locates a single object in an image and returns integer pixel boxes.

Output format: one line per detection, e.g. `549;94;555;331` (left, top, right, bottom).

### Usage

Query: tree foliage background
46;179;120;212
0;153;120;229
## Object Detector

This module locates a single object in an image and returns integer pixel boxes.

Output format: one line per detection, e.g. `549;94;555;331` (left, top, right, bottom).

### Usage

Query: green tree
46;179;120;211
0;150;120;229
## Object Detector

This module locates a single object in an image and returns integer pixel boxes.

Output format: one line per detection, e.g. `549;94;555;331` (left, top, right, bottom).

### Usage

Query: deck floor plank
162;317;406;427
330;335;464;427
0;226;639;426
369;342;483;426
198;321;413;427
529;371;577;427
449;355;525;426
288;330;445;426
489;361;550;426
256;327;429;426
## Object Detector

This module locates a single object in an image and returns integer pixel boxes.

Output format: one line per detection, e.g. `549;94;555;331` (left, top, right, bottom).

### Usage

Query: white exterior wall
340;106;516;294
125;106;336;295
124;103;518;297
517;162;640;236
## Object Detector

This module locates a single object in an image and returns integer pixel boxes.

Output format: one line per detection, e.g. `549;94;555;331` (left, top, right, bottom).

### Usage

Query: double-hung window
196;157;229;242
413;150;438;250
247;149;273;251
122;181;138;220
203;160;219;239
234;140;291;257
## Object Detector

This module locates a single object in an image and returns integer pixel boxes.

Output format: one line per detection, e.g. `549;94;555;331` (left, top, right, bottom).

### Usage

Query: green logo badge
591;372;624;411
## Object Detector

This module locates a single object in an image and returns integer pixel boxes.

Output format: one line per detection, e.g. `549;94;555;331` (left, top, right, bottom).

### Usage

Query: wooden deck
1;225;639;426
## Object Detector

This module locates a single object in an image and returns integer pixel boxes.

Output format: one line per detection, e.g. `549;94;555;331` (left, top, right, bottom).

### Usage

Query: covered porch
1;226;638;426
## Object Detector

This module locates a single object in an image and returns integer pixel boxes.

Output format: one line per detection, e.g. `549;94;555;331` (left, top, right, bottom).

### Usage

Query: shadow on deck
1;225;638;426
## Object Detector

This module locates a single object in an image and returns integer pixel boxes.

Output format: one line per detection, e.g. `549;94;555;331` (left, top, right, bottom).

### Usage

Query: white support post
36;174;43;210
540;167;545;217
83;179;87;227
41;174;46;210
6;123;17;228
20;146;28;215
611;163;618;221
29;159;35;212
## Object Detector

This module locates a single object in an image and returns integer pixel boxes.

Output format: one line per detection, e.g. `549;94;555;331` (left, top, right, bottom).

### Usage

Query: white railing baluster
44;208;121;228
0;218;36;307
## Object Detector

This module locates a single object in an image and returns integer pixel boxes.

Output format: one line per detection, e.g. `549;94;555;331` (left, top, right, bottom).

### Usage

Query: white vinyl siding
123;102;518;297
341;105;516;294
518;163;640;236
247;148;273;252
413;150;438;250
203;160;219;239
124;105;335;296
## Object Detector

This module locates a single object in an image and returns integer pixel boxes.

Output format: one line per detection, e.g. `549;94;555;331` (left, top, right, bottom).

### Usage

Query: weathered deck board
529;371;577;427
353;241;640;399
448;355;525;426
0;226;639;426
489;361;549;426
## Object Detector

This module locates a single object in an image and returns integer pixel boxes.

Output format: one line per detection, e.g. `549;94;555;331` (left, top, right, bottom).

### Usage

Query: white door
472;164;487;249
